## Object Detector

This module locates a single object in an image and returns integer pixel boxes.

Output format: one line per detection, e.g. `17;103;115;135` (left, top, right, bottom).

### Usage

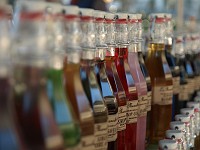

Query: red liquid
105;54;127;150
128;50;148;150
115;47;138;150
13;65;63;150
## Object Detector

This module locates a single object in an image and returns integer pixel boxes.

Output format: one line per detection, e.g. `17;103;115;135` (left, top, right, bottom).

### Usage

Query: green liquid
47;68;81;148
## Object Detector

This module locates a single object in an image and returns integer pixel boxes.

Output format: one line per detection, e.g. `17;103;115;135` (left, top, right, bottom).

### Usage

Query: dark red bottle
115;13;138;150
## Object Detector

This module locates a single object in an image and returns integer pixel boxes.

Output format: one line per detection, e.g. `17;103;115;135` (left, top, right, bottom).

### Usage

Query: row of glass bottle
1;0;200;150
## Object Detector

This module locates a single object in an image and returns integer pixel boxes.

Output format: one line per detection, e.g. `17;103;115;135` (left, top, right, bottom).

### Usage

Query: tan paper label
126;100;138;124
147;91;152;111
118;106;127;131
172;77;180;94
138;96;148;116
107;114;118;142
179;84;189;101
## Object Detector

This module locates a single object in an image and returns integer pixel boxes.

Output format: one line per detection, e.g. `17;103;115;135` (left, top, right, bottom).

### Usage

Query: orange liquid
145;43;173;144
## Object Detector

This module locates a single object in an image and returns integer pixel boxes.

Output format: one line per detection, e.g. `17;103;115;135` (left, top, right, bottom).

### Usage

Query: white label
147;91;152;111
195;76;199;90
118;106;127;131
94;123;108;150
187;78;195;94
81;135;95;150
153;85;173;105
178;84;189;101
172;77;180;94
107;114;118;142
138;96;148;116
126;100;138;124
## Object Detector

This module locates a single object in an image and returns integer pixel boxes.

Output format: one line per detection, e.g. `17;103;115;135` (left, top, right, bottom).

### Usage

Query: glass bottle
186;102;200;149
170;121;188;150
133;14;152;147
165;130;186;150
145;13;173;144
115;13;138;150
180;108;196;148
45;4;81;149
128;13;148;150
173;35;189;113
164;14;180;120
0;3;25;150
80;8;108;150
183;34;195;100
11;1;64;149
63;6;95;150
94;11;118;150
175;114;191;149
158;139;178;150
104;12;127;150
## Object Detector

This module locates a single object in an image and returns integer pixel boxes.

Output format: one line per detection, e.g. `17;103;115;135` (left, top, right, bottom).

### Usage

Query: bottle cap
180;108;194;116
79;8;94;17
15;0;47;12
175;114;190;123
63;5;79;15
105;12;116;19
136;13;142;20
149;13;165;19
187;102;200;110
128;13;137;20
170;121;185;131
94;10;105;18
159;139;178;150
166;130;183;140
116;12;128;19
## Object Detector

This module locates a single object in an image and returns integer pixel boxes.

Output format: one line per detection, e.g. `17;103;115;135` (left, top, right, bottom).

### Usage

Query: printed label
172;77;180;94
126;100;138;124
179;84;189;101
94;123;108;150
153;85;173;105
187;78;195;94
147;91;152;111
195;76;199;90
81;135;95;150
138;96;148;116
107;114;118;142
118;106;127;131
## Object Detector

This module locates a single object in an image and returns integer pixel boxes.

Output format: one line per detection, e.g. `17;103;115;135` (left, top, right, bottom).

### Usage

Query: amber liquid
95;59;118;150
13;65;63;150
63;58;95;149
105;55;127;150
115;47;138;150
80;58;108;150
145;43;173;144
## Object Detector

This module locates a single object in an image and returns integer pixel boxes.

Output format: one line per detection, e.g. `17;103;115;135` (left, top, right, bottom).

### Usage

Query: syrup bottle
11;1;64;149
94;11;118;150
183;34;195;100
173;35;189;112
63;6;95;150
45;4;81;149
104;12;127;150
115;13;138;150
0;3;26;149
80;8;108;150
164;14;180;120
132;14;152;147
145;13;173;144
127;13;148;150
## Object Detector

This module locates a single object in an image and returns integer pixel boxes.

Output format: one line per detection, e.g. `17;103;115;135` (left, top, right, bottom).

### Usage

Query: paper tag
147;91;152;111
94;123;108;150
118;106;127;131
195;76;199;90
138;96;148;116
81;135;95;150
187;78;195;94
172;77;180;94
198;76;200;90
107;114;118;142
126;100;138;124
153;85;173;105
179;84;189;101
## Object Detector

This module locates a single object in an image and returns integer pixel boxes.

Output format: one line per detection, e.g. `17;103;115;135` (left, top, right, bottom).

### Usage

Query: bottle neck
95;18;107;48
115;19;129;45
105;20;116;45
